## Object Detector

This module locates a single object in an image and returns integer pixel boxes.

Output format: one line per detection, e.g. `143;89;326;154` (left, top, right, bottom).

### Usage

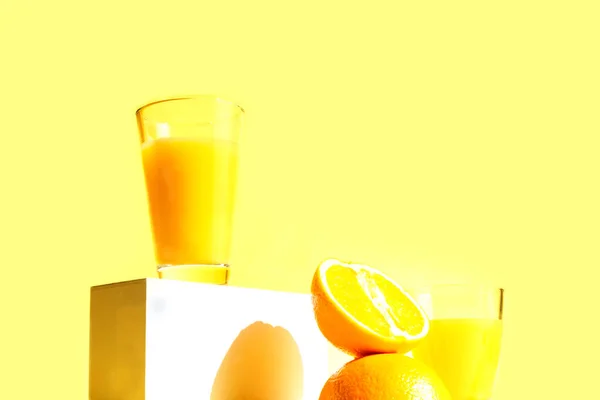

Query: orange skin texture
319;353;451;400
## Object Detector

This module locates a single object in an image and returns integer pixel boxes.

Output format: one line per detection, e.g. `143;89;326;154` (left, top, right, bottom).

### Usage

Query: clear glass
409;284;504;400
136;95;244;284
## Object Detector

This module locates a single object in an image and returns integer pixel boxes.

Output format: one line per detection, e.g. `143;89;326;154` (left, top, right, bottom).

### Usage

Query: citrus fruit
311;258;429;357
319;353;451;400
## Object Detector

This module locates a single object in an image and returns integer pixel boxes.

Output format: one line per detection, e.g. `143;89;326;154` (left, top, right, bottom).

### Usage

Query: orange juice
141;136;238;280
412;318;503;400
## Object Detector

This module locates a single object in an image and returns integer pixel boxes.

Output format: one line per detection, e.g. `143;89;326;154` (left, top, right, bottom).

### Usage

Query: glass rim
409;283;505;320
135;94;245;117
408;283;505;294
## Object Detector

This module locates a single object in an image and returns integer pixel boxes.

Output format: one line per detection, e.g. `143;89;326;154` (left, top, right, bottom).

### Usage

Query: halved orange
311;259;429;357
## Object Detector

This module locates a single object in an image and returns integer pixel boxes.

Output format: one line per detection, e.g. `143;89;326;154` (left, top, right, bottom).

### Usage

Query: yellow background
1;0;598;398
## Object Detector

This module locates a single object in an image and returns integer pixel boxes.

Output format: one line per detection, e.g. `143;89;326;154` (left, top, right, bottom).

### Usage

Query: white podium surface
89;278;348;400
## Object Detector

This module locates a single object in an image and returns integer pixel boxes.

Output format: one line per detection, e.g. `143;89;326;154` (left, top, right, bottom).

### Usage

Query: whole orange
319;353;450;400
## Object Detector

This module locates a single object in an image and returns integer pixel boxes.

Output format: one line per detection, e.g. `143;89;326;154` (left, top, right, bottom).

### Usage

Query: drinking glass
136;95;243;284
410;284;504;400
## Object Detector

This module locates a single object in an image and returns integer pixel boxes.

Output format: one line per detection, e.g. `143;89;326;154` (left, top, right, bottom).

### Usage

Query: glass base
157;264;229;285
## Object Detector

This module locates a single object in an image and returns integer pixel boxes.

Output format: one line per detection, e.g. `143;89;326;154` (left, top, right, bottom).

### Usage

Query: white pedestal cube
89;278;350;400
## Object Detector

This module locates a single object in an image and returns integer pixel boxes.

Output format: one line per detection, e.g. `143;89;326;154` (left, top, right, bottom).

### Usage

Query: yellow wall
1;0;598;398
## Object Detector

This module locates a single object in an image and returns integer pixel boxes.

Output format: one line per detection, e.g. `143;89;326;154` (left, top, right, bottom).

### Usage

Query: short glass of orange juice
136;95;243;284
410;284;504;400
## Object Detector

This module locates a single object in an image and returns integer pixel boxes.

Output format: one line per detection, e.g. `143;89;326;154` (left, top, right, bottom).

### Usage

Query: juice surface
141;137;238;266
412;318;503;400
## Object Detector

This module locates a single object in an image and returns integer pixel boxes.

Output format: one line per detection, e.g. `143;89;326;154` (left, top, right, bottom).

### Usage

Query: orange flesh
325;265;425;337
374;274;424;335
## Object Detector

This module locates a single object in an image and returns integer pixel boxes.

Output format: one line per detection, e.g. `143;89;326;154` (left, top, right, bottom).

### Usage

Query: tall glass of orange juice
410;284;504;400
136;95;243;284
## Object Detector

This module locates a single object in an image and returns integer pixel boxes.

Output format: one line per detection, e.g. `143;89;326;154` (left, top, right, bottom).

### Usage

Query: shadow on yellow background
211;321;304;400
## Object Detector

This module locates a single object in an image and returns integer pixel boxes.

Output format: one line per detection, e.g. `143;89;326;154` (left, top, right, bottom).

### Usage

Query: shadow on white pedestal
89;278;339;400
